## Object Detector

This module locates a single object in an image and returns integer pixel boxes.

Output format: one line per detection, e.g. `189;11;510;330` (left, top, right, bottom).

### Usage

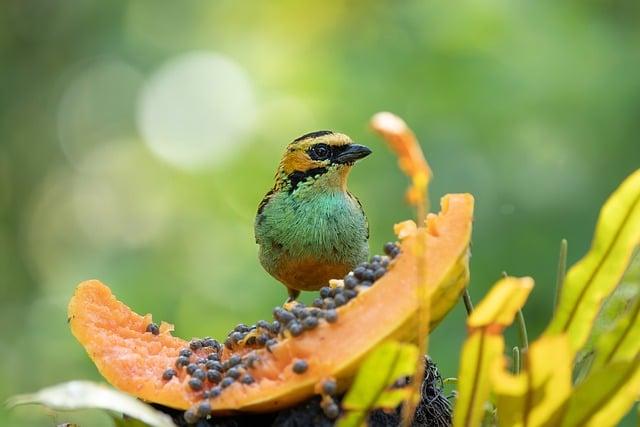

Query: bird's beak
333;144;372;164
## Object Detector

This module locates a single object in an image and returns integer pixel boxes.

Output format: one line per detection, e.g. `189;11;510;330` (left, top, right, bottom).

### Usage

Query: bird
254;130;372;301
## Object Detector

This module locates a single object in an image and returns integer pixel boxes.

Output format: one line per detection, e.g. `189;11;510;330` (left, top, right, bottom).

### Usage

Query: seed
334;294;346;307
188;378;203;391
224;337;234;350
245;335;257;346
256;320;271;330
241;374;255;384
185;363;198;375
220;377;234;388
322;379;337;395
230;331;244;343
383;242;398;256
197;401;211;417
146;323;159;335
303;316;319;330
380;256;390;267
234;323;250;333
344;289;357;299
353;266;367;279
226;367;241;379
362;269;375;282
207;369;222;383
244;353;260;368
202;338;218;349
189;340;203;351
196;357;207;365
371;255;382;263
207;353;219;361
360;280;373;287
287;321;303;337
319;287;331;298
192;369;205;381
324;402;340;419
325;309;338;323
227;354;242;367
162;368;176;381
266;339;278;352
295;308;309;319
206;360;223;371
209;386;221;397
344;275;359;289
313;298;324;308
176;356;190;367
179;348;192;358
323;298;336;309
292;359;308;374
270;321;281;334
183;408;199;424
373;267;386;280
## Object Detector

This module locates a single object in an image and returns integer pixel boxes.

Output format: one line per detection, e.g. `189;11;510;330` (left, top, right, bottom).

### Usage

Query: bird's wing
348;191;369;240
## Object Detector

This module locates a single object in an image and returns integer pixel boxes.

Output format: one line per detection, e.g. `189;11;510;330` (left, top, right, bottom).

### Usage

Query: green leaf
560;356;640;427
338;341;419;427
112;415;151;427
5;381;175;427
546;169;640;353
589;253;640;372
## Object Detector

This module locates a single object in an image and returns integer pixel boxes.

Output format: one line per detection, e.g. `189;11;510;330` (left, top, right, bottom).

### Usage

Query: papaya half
68;193;474;418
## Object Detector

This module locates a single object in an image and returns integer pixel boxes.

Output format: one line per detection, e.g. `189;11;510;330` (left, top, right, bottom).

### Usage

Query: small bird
255;130;372;301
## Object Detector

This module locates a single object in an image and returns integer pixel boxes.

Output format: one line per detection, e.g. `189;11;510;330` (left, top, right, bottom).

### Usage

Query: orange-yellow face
278;131;372;178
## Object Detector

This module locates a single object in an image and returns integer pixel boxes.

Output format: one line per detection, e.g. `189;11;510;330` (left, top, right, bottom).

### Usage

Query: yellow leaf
546;169;640;352
467;277;534;328
491;335;573;427
453;277;534;427
559;356;640;427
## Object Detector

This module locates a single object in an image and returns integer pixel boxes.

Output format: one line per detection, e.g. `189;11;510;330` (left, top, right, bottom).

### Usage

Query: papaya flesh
68;193;474;415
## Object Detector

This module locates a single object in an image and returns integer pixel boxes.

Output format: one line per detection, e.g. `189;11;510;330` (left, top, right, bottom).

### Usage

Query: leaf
546;169;640;353
589;253;640;372
5;381;175;427
453;277;534;427
491;335;573;427
559;356;640;427
338;341;419;427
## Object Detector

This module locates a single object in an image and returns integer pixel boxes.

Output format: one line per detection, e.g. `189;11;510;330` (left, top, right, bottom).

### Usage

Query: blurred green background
1;0;639;425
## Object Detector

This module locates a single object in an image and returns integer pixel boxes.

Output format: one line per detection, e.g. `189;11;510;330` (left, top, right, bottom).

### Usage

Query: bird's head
276;131;372;193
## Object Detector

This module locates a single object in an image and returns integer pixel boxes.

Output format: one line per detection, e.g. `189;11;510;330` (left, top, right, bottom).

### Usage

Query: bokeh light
137;52;257;170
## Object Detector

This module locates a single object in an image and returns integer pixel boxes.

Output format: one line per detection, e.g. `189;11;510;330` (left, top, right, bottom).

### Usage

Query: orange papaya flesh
68;193;474;416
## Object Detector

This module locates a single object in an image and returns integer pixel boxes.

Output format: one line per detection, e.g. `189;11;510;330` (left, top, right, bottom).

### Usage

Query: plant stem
516;309;529;352
512;346;521;375
462;289;474;315
554;239;568;313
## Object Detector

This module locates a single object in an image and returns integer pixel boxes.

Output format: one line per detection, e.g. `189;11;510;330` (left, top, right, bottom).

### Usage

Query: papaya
68;193;474;417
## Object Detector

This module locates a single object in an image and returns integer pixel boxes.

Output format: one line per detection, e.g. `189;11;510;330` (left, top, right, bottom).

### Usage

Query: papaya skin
68;193;474;413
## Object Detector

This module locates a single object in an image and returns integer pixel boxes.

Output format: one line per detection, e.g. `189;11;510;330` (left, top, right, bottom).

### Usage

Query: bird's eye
309;144;331;160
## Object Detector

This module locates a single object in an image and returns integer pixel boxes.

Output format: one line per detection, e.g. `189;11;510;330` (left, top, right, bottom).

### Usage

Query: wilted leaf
491;335;573;427
5;381;175;427
338;341;419;427
453;277;534;427
559;356;640;427
547;169;640;353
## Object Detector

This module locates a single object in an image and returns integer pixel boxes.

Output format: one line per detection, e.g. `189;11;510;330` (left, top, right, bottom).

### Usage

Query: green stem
462;289;474;315
512;346;521;375
516;309;529;352
554;239;568;313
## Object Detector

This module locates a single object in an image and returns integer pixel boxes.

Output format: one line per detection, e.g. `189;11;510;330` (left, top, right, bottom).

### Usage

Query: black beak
333;144;372;164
